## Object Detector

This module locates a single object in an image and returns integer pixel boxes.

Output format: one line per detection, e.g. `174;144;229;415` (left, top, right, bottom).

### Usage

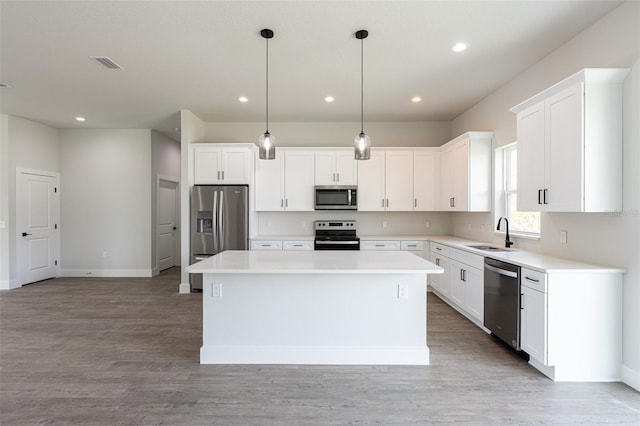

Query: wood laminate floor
1;268;638;425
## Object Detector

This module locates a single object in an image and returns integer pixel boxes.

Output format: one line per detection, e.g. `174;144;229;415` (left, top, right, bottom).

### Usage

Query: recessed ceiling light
451;42;468;53
324;96;335;103
238;96;248;103
411;96;422;103
75;116;86;122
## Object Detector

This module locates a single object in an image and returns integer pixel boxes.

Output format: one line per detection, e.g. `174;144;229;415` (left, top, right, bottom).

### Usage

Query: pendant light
258;28;275;160
354;29;370;160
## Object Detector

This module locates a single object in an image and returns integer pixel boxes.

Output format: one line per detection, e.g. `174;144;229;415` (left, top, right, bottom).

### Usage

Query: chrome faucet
496;217;514;248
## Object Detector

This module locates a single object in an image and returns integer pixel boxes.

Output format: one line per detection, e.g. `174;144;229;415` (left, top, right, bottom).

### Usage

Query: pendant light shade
354;29;370;160
259;28;275;160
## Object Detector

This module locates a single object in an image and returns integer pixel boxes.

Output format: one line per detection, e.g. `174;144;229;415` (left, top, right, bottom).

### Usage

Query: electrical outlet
398;284;409;299
425;221;431;229
560;230;568;244
211;283;222;298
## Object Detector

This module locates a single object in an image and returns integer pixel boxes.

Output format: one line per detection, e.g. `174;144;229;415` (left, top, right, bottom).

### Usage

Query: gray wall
449;1;640;384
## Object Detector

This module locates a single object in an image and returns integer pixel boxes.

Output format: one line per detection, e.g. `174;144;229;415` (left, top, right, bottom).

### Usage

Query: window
497;143;540;236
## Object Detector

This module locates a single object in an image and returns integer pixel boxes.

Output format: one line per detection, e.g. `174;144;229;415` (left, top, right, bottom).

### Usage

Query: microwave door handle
348;189;352;206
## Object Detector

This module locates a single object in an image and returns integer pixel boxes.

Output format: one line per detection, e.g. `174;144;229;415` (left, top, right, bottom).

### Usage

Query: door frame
155;174;180;276
15;167;60;287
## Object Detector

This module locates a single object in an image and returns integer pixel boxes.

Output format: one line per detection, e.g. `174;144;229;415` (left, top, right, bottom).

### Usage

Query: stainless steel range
314;220;360;250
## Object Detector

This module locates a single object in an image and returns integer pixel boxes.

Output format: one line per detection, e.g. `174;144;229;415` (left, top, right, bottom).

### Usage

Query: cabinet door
193;146;222;184
413;151;436;211
314;151;336;185
385;151;414;211
451;139;469;211
521;286;547;364
517;102;546;212
221;148;251;184
464;266;484;321
449;260;466;307
255;154;284;211
546;84;583;212
284;151;315;211
439;147;454;210
430;253;450;297
334;150;358;185
357;151;386;211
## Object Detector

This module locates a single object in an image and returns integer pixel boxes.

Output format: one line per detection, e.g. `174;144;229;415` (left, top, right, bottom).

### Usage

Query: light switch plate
560;230;568;244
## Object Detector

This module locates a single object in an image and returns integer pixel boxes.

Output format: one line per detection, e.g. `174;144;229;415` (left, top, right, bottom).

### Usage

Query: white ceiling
0;1;623;139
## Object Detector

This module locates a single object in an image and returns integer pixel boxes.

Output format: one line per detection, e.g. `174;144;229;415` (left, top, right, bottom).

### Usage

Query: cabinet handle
460;269;464;281
375;244;385;247
217;171;221;180
525;276;540;283
381;199;385;208
336;173;339;182
281;199;284;208
414;199;417;208
408;244;417;248
435;247;442;251
543;189;548;205
221;171;224;180
435;258;440;266
293;244;303;247
386;199;389;208
538;190;543;205
285;199;288;208
520;293;525;309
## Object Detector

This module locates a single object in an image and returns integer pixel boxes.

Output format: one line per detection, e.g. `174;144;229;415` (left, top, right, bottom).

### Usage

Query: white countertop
186;250;444;275
427;235;625;274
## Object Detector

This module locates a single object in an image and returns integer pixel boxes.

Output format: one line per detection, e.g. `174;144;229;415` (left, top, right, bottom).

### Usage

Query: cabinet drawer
450;248;484;270
361;240;401;251
250;240;283;251
521;268;547;293
430;242;450;257
401;240;424;251
282;240;314;251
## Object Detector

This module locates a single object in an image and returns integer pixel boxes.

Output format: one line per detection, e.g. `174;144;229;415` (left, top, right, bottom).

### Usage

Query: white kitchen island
186;250;443;365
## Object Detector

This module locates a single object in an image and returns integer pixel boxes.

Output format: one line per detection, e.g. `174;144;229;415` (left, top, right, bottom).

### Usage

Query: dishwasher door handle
485;263;518;279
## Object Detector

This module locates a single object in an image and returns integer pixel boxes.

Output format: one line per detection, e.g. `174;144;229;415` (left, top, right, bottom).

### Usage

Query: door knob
22;232;32;237
173;226;177;230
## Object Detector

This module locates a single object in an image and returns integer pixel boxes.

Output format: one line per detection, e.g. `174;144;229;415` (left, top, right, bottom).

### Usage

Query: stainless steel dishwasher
484;258;521;350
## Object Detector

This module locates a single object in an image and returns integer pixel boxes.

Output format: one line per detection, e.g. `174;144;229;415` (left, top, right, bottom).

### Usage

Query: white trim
0;279;19;290
156;174;180;275
179;282;191;294
59;269;153;278
200;345;430;365
622;365;640;392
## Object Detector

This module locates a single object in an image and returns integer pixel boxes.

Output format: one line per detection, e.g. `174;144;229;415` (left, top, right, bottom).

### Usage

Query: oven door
314;237;360;250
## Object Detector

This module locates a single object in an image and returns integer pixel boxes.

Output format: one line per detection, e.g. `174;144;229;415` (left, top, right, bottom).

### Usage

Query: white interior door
16;169;59;285
158;179;179;271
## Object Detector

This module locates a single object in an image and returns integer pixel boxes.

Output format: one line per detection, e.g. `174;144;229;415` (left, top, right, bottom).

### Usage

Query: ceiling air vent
89;56;124;70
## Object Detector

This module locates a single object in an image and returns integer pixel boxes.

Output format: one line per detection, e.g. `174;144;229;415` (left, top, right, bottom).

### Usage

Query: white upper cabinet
255;149;315;211
357;150;413;211
413;150;437;211
510;68;629;212
315;149;358;185
437;132;492;211
192;144;253;185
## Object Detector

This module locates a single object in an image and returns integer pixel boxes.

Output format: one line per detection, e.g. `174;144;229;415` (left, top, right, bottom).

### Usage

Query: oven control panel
314;220;356;230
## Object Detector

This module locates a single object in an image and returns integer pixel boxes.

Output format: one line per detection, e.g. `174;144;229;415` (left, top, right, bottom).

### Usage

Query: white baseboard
179;282;191;294
0;279;18;290
621;364;640;392
59;269;153;278
200;345;430;365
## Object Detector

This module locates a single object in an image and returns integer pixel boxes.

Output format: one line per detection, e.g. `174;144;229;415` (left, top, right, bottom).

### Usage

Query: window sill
494;231;540;241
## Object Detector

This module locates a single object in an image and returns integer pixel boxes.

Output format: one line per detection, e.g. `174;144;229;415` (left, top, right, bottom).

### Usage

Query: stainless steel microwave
314;185;358;210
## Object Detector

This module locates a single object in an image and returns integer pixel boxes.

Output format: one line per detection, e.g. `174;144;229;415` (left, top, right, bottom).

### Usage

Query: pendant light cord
360;35;364;134
265;36;269;133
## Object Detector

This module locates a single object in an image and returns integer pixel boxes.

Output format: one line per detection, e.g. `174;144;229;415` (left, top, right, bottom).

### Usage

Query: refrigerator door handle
218;190;224;250
212;190;219;252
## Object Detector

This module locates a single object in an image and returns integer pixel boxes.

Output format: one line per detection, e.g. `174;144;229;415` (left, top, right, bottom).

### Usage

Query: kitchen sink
466;244;511;252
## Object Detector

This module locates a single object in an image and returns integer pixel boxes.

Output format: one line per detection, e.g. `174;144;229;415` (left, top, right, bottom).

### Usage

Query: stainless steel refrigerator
190;185;249;291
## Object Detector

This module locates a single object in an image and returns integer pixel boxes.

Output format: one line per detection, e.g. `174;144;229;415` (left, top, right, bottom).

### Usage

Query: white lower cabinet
251;239;314;251
429;243;484;327
520;273;547;364
250;240;283;251
282;240;314;251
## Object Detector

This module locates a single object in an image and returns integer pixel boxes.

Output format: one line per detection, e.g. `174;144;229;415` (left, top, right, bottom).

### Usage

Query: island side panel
201;272;428;365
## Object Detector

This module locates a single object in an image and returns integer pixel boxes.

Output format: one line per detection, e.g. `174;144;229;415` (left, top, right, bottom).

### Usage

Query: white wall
205;121;451;148
151;130;181;274
59;129;153;276
0;115;60;289
449;1;640;389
